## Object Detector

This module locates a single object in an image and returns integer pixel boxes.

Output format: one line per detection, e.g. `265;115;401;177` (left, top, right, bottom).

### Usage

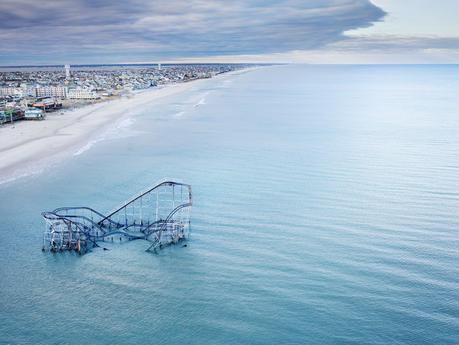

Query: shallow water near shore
0;65;459;344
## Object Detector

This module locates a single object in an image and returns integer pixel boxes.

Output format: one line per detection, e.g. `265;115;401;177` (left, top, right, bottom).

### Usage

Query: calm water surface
0;65;458;344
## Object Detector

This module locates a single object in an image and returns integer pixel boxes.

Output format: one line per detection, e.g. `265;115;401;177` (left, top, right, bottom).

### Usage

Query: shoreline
0;67;259;184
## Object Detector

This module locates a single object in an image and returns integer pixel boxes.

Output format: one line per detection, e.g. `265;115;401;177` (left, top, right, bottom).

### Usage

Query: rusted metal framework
42;180;192;254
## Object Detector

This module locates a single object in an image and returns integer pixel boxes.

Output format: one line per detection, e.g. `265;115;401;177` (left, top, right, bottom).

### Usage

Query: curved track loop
42;180;192;254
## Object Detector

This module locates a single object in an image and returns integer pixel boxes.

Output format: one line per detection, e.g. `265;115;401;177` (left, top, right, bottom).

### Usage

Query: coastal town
0;64;246;125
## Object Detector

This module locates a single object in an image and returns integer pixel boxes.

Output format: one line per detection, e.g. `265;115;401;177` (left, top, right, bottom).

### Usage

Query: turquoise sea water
0;65;458;344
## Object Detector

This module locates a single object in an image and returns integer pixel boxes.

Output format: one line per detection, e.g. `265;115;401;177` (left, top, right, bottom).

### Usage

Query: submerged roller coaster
42;180;192;254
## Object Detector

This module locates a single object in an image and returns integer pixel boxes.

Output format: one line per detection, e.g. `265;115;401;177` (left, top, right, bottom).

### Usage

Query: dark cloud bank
1;0;386;64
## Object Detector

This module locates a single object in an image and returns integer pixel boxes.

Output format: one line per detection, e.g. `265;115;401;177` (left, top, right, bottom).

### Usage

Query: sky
0;0;458;65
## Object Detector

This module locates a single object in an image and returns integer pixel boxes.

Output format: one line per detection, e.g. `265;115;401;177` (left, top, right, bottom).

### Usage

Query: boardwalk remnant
42;180;192;254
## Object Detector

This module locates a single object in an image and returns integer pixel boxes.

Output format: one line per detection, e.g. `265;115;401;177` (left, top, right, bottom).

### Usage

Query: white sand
0;80;205;182
0;68;258;183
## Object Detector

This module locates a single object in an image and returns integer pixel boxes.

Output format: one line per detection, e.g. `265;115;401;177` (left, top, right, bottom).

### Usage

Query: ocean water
0;65;458;344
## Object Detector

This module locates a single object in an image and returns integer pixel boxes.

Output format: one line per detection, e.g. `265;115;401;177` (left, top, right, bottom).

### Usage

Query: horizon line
2;62;459;68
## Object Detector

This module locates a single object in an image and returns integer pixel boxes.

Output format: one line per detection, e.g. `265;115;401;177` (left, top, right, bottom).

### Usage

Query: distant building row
34;86;99;99
0;86;99;99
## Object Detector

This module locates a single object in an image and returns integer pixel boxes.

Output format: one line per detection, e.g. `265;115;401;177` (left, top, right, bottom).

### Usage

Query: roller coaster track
145;202;193;252
42;180;192;254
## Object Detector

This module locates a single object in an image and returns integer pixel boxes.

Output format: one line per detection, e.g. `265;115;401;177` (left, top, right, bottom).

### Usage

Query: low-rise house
67;88;99;99
24;108;45;120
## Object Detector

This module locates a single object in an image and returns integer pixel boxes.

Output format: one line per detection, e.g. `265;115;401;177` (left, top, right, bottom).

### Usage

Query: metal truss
42;180;192;254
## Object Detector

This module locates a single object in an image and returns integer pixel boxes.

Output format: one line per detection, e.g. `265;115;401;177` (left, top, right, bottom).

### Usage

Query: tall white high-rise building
158;63;161;71
64;64;70;79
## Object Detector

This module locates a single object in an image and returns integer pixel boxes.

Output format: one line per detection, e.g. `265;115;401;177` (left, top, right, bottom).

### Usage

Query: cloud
149;35;459;65
332;35;459;52
0;0;385;64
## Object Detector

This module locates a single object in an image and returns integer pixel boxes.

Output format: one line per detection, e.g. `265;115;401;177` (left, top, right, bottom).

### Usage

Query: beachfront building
0;111;8;124
34;86;68;99
0;87;23;98
24;108;45;120
67;88;99;99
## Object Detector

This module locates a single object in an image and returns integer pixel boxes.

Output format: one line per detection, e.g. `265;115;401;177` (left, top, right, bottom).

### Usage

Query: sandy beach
0;78;205;183
0;68;258;184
